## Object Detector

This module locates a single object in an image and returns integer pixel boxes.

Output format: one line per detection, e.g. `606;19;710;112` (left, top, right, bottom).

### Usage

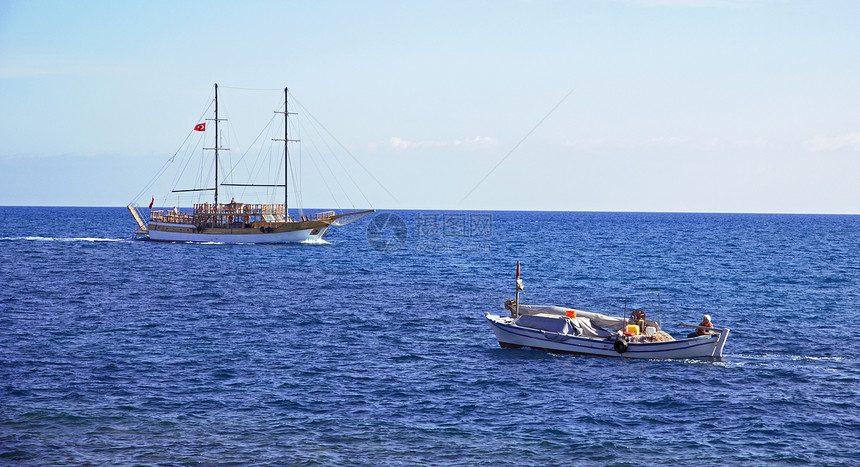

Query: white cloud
387;137;423;151
564;136;773;150
459;136;497;146
807;132;860;152
385;136;497;151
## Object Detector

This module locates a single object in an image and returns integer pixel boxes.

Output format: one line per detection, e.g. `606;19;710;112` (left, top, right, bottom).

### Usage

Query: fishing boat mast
515;261;522;317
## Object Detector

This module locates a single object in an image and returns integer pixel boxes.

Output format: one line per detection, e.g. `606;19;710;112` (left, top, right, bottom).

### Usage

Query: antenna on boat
515;261;523;317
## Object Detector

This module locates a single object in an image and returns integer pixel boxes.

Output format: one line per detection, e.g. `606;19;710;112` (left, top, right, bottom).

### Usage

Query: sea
1;207;858;466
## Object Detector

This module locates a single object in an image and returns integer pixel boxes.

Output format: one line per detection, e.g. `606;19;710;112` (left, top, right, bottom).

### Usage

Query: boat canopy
514;314;614;339
514;304;628;331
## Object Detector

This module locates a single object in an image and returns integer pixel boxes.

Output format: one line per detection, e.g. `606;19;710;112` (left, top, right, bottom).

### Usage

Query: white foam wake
300;238;331;245
0;236;125;242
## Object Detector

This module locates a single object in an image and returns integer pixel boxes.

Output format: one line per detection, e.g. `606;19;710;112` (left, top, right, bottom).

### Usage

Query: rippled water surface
1;207;858;465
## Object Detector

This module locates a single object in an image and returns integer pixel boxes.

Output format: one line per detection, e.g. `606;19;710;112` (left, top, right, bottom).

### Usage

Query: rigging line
220;90;263;195
171;127;206;201
292;97;368;209
170;91;215;198
195;134;210;204
288;146;303;216
289;117;304;212
269;122;281;204
231;114;277;203
170;89;215;192
300;108;367;209
130;96;214;203
219;111;278;182
291;115;354;209
457;86;576;206
218;92;238;201
290;94;398;205
303;136;343;212
297;138;303;211
298;109;361;208
297;118;352;210
276;141;284;206
219;85;283;91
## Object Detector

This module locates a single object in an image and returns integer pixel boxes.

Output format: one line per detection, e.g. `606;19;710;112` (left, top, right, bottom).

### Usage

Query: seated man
687;315;714;338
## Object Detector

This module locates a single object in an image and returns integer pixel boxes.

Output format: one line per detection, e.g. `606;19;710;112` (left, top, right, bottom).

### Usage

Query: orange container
626;324;640;335
566;310;577;318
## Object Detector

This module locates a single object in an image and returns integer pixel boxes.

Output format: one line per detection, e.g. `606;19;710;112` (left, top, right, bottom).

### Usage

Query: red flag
194;123;206;132
516;261;520;278
149;197;154;209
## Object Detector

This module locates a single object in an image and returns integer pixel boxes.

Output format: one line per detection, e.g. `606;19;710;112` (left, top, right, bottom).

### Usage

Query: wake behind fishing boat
127;84;373;243
486;262;730;359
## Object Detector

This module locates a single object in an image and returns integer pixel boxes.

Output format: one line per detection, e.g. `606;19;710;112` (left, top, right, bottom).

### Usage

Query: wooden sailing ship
127;84;372;243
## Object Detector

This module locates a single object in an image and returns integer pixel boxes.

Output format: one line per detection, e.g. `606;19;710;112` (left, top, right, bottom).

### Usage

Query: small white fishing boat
486;263;730;359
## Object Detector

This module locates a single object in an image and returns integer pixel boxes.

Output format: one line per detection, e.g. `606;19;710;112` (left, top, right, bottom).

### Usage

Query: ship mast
214;83;219;206
202;83;227;206
284;87;289;215
276;87;298;218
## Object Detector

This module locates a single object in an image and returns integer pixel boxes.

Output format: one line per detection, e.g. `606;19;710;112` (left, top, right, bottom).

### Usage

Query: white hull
147;223;327;243
487;314;730;359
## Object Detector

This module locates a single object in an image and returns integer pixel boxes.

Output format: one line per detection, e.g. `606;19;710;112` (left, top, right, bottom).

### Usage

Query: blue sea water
1;207;859;466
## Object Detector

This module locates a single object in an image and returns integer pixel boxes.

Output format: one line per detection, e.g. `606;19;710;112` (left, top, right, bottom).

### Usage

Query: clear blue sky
1;0;858;213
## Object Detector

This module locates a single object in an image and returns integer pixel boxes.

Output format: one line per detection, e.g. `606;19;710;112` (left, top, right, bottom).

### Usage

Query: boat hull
486;314;729;359
147;223;327;243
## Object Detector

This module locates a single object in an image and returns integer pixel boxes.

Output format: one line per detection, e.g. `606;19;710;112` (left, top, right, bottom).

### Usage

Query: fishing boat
485;262;730;359
127;84;373;243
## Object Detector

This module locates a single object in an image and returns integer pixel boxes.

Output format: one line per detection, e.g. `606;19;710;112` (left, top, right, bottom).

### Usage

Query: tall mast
214;83;219;206
276;87;298;217
272;87;298;218
284;88;290;216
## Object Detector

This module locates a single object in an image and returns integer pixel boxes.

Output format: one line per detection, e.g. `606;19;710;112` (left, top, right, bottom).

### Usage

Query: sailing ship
127;84;373;243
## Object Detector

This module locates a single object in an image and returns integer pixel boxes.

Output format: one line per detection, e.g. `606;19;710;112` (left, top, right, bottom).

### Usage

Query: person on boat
687;314;713;338
504;299;518;318
630;309;660;333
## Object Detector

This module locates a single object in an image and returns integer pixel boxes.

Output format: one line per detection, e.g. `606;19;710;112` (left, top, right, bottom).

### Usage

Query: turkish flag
194;123;206;132
149;197;154;209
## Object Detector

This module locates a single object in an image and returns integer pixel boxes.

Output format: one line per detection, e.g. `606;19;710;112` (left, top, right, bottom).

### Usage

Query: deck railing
151;204;335;227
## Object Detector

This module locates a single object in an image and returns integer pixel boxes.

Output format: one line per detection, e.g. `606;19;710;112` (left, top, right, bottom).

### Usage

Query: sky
1;0;859;213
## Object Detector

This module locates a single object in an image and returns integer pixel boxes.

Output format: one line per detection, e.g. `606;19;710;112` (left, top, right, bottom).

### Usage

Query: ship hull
147;222;327;243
